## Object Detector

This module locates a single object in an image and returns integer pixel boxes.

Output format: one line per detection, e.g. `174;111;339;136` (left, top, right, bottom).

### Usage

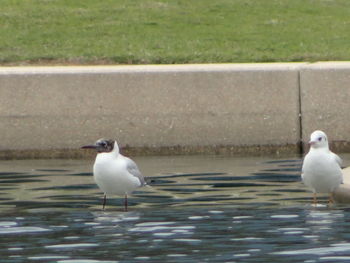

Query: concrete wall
300;62;350;152
0;62;349;158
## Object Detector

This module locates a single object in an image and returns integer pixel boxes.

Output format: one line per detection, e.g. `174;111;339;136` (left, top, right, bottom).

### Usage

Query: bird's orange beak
308;140;316;146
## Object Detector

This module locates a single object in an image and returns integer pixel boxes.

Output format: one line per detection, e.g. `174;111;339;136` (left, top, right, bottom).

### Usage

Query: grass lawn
1;0;350;65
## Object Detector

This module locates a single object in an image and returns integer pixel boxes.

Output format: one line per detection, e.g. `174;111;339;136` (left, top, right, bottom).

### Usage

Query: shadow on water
1;155;350;262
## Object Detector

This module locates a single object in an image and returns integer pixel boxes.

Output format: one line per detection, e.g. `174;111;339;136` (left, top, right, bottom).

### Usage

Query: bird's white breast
93;152;141;196
302;150;343;193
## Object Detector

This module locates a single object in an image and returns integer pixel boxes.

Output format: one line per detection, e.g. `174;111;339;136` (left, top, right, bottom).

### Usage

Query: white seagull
82;139;146;211
301;130;343;204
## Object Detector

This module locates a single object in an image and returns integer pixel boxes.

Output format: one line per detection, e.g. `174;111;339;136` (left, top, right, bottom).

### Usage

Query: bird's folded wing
126;157;146;186
331;152;343;168
330;152;344;183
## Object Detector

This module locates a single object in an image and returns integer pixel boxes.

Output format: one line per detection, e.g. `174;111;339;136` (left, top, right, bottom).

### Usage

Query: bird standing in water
82;139;146;211
301;130;343;205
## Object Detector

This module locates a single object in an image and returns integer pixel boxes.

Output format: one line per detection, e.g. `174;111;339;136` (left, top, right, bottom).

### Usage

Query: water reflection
0;155;350;262
0;156;308;211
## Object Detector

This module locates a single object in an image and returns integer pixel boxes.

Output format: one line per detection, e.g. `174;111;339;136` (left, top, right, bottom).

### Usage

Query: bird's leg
313;193;317;205
328;192;334;205
102;194;107;210
124;194;128;212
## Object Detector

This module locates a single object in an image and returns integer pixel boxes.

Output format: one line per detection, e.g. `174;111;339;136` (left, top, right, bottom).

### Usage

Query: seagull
82;139;146;211
301;130;343;204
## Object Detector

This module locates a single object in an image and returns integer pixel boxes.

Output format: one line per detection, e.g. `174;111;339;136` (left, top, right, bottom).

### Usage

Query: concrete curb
1;62;350;158
300;62;350;153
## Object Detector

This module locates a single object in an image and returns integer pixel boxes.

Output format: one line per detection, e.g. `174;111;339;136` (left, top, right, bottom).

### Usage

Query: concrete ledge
1;62;350;158
300;62;350;152
0;63;303;158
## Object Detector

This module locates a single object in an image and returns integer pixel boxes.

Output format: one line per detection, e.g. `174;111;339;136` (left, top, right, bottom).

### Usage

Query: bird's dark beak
81;144;97;150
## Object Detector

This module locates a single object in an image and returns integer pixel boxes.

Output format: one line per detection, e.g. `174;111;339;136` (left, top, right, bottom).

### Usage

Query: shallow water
1;155;350;263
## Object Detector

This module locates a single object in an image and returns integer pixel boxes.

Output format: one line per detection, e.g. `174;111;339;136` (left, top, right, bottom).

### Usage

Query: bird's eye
318;137;322;142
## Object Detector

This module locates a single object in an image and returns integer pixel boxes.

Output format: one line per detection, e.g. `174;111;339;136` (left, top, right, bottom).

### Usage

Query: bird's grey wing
125;157;146;186
330;152;344;183
331;152;343;168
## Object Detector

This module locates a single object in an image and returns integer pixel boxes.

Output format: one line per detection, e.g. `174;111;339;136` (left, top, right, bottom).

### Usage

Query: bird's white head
308;130;329;149
82;139;119;154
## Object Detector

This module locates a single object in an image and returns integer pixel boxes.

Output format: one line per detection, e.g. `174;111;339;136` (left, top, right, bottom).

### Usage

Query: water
1;155;350;263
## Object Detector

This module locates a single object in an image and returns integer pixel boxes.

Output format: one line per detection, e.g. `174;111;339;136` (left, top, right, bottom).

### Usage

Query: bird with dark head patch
82;139;146;211
81;139;115;153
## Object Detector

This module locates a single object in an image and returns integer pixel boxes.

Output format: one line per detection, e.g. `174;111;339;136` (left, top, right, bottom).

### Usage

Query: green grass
1;0;350;64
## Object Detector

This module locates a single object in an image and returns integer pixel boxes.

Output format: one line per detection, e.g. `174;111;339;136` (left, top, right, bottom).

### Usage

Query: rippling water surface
1;155;350;263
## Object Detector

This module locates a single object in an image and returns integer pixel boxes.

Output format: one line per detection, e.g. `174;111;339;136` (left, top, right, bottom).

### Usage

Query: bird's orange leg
313;193;317;205
124;194;128;212
102;194;107;210
328;192;334;205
